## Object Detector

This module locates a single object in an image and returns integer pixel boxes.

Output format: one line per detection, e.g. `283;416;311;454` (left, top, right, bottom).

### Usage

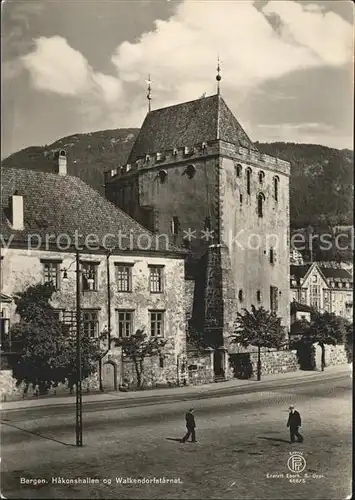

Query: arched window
158;169;167;184
256;290;262;302
274;176;279;201
238;289;244;302
235;164;242;177
239;193;243;205
257;193;265;218
59;149;66;157
270;247;275;264
258;171;265;183
246;168;252;195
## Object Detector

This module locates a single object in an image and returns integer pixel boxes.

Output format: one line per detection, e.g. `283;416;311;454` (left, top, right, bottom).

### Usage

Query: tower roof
128;94;257;163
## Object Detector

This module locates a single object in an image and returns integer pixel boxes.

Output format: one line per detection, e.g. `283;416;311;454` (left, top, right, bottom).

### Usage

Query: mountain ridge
2;128;353;233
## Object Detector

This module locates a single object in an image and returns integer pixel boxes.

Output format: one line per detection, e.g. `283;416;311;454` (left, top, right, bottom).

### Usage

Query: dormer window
201;142;207;150
172;148;178;156
145;154;150;163
183;146;194;156
110;169;117;177
258;171;265;183
126;164;131;172
291;279;297;287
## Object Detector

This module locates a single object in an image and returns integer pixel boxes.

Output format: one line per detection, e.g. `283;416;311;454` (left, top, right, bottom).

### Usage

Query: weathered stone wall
1;248;186;358
121;352;178;388
228;346;299;377
219;151;290;332
325;344;348;366
186;348;214;385
0;369;100;401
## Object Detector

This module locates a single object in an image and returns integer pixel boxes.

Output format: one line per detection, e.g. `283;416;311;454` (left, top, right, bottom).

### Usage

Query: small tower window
184;164;196;179
171;216;180;235
239;193;243;204
257;193;265;218
274;176;279;201
59;149;66;157
238;289;244;302
270;247;275;264
246;168;252;195
258;171;265;183
158;169;168;184
256;290;262;302
235;164;242;177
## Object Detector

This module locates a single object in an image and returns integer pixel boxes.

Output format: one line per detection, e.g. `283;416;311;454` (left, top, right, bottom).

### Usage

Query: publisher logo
287;454;306;473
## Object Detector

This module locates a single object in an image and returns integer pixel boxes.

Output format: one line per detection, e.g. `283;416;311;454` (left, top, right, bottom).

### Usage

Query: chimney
9;191;24;230
58;149;67;176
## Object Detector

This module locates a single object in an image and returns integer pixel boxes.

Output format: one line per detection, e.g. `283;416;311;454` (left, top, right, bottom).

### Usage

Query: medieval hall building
105;88;291;375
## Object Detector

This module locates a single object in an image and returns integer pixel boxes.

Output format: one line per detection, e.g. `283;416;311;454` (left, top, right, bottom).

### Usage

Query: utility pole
75;249;83;447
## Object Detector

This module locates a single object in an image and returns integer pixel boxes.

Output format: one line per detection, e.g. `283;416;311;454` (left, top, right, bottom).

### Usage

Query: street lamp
62;250;83;447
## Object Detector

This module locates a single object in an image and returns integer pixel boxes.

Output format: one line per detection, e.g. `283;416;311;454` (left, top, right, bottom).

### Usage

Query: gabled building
105;92;291;375
1;161;188;392
290;263;353;321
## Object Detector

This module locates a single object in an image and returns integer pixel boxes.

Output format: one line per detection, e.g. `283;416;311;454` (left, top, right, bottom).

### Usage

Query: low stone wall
186;348;214;385
0;369;100;401
228;348;299;378
325;344;348;366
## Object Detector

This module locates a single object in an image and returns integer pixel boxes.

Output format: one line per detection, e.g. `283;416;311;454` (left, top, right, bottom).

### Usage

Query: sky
1;0;353;159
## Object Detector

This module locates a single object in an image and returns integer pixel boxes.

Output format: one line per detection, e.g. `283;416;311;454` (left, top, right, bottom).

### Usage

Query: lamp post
62;250;84;447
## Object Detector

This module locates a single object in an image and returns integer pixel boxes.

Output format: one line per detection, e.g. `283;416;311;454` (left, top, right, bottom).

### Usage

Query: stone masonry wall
325;344;348;366
186;348;214;385
228;346;299;377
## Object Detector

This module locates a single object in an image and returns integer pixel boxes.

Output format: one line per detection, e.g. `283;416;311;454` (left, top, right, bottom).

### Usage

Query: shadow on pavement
258;436;290;444
165;437;182;442
1;421;76;447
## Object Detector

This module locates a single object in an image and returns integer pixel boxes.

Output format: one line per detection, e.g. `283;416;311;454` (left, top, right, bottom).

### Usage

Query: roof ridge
148;94;218;114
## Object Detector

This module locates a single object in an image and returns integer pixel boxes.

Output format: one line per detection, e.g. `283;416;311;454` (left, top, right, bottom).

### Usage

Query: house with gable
290;263;353;321
0;156;188;397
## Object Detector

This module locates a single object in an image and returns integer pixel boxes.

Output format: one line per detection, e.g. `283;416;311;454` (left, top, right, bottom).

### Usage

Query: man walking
287;405;303;443
181;408;197;443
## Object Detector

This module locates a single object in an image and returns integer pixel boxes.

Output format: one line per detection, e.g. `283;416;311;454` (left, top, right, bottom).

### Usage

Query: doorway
102;361;118;391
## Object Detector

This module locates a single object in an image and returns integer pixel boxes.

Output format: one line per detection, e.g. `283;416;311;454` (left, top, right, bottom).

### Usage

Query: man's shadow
165;437;182;443
258;436;290;444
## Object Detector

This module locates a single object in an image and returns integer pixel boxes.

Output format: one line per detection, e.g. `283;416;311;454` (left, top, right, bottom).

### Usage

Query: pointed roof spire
146;74;152;113
216;55;221;95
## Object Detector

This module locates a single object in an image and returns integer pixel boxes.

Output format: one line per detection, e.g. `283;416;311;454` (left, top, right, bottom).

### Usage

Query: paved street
1;374;352;499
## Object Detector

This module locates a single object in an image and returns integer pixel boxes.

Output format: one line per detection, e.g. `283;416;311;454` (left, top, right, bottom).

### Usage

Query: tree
8;282;105;394
305;311;348;371
230;305;285;381
116;329;167;388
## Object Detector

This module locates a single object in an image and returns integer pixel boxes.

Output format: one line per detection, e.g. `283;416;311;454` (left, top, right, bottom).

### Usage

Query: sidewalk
1;364;351;412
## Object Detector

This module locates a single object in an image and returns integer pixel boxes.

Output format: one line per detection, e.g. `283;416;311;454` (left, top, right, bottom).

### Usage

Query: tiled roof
290;301;313;314
318;267;352;280
128;94;257;163
1;167;186;255
290;265;311;279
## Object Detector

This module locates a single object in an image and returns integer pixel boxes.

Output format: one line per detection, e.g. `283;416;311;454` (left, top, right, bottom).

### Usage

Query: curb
1;369;350;414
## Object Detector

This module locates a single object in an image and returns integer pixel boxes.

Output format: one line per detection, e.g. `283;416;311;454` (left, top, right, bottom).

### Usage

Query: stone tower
105;94;291;359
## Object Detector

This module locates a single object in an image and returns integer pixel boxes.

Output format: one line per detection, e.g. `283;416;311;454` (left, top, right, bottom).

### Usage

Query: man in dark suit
181;408;197;443
287;405;303;443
